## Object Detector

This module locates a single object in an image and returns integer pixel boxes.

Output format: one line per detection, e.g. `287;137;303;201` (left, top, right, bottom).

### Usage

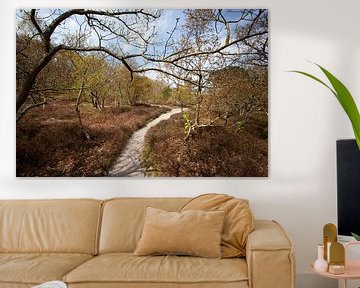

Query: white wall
1;0;360;287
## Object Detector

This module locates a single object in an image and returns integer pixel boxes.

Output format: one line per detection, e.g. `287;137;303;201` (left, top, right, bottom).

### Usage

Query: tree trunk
194;74;203;126
91;92;102;110
195;101;200;126
16;46;60;113
76;81;92;141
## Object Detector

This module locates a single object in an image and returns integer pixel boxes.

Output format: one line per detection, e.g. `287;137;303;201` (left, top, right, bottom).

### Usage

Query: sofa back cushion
99;198;189;253
0;199;102;254
181;194;254;258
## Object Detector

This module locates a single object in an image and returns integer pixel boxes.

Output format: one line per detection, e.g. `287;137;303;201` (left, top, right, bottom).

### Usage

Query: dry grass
16;98;168;176
143;114;268;177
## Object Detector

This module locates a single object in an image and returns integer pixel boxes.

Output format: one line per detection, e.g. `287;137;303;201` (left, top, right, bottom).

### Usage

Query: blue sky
16;9;249;50
16;9;262;80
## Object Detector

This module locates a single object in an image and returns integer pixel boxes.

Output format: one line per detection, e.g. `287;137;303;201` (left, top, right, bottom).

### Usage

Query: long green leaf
289;70;337;98
290;65;360;150
316;65;360;150
351;232;360;241
317;65;357;116
353;127;360;149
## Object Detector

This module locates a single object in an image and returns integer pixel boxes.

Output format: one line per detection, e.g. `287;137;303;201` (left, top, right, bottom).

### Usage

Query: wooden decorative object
323;223;337;261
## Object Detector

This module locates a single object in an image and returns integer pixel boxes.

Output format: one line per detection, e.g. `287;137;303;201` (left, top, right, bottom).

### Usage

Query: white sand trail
109;108;182;177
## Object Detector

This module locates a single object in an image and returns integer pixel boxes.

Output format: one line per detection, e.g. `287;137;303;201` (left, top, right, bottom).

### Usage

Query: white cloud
144;70;160;81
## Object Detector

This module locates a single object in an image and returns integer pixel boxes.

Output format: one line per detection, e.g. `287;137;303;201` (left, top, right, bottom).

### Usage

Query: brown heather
143;114;268;177
16;99;168;177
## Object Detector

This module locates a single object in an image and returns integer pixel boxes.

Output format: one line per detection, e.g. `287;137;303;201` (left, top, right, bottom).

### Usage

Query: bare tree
16;9;161;116
16;9;268;122
155;9;268;138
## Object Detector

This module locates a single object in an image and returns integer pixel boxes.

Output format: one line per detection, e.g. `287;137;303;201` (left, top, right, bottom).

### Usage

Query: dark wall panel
337;139;360;236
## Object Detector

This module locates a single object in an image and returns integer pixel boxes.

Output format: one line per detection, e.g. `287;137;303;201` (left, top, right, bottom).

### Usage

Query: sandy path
109;108;182;177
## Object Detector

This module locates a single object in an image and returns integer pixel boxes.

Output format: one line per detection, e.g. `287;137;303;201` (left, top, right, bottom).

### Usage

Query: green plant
352;232;360;241
235;120;245;133
290;63;360;150
182;111;192;136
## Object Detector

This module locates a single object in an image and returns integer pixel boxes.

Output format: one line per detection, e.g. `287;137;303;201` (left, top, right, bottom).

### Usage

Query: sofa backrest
0;199;102;254
99;197;190;253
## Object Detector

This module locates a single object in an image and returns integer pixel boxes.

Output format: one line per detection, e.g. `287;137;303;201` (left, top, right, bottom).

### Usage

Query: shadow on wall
272;0;360;180
273;2;360;288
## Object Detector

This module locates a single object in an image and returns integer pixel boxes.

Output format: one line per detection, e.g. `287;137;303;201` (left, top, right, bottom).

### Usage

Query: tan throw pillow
134;207;225;258
181;193;254;258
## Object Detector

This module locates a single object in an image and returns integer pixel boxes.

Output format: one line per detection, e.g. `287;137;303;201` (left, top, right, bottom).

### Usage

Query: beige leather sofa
0;198;295;288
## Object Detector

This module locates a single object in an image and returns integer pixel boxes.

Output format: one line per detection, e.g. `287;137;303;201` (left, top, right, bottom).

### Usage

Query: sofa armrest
246;220;295;288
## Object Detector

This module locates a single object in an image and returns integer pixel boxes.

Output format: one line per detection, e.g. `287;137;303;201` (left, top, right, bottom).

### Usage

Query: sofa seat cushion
0;253;93;285
64;253;248;285
67;283;249;288
0;284;33;288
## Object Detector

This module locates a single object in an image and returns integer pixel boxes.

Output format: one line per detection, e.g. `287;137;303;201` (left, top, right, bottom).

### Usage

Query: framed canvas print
16;9;268;177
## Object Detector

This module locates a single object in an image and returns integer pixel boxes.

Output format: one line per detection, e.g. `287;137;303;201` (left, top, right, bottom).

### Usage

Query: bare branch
163;17;179;58
166;31;267;62
30;87;86;93
17;100;46;122
30;10;43;37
